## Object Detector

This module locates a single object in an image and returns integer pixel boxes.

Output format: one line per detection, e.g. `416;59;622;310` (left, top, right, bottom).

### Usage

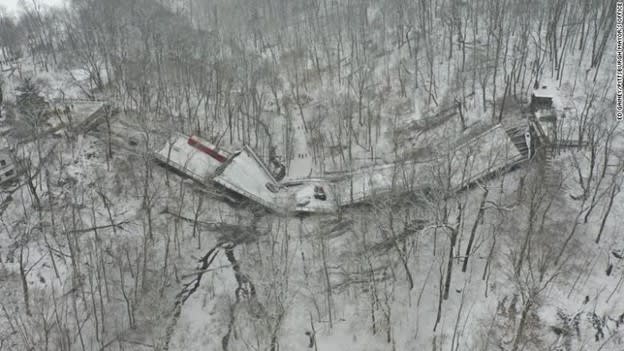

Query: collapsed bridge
153;118;546;214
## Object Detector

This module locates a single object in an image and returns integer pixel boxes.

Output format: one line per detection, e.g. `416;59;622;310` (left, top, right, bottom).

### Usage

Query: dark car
313;185;326;200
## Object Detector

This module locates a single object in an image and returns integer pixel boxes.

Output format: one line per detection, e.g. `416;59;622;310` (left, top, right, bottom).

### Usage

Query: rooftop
154;134;227;183
531;84;557;99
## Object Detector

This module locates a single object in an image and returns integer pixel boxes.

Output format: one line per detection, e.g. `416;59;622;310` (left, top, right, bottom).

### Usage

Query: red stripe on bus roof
188;136;227;163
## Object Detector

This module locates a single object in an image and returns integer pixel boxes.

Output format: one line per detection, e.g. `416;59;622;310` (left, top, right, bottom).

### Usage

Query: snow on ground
169;249;237;350
37;70;89;101
46;101;105;131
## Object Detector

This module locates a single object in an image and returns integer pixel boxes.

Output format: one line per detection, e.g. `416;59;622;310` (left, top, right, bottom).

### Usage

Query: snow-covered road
285;117;314;179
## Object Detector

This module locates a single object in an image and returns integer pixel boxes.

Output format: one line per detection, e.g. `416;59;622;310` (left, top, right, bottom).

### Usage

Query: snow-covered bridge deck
290;123;525;211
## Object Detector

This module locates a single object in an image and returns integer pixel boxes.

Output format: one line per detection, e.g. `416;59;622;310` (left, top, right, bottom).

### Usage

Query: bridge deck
308;123;524;209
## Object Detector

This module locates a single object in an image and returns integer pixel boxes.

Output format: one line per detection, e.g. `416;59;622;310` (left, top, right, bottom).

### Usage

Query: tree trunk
462;188;488;272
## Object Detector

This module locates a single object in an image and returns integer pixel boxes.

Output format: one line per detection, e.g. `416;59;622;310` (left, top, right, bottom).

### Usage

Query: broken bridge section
325;122;526;206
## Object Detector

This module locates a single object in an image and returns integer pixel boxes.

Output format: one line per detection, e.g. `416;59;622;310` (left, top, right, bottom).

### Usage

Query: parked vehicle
313;185;326;200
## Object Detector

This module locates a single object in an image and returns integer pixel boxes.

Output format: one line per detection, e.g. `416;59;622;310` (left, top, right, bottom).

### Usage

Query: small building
154;133;230;184
0;142;16;184
530;83;584;149
531;84;556;111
